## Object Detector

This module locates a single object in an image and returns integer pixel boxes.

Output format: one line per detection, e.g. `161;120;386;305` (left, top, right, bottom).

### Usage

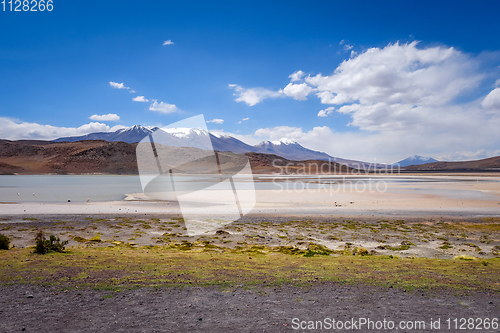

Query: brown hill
0;140;355;175
245;152;353;174
0;139;138;174
403;155;500;172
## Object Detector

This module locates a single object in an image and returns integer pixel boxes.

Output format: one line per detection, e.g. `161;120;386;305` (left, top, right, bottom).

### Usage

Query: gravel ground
0;283;498;332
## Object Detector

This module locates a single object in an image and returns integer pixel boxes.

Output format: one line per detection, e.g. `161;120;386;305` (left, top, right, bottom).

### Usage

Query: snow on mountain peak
210;131;230;139
408;155;432;161
270;138;296;145
161;127;209;138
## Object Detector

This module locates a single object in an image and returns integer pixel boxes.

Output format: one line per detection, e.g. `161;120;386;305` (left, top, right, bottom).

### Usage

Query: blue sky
1;0;500;163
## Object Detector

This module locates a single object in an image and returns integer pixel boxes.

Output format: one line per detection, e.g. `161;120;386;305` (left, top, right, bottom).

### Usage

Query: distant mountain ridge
403;155;500;171
394;155;439;167
0;140;354;175
54;125;159;144
54;125;431;169
255;138;333;161
54;125;347;163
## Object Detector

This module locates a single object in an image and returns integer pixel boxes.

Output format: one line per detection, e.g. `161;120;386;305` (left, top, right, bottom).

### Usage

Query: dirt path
0;284;498;332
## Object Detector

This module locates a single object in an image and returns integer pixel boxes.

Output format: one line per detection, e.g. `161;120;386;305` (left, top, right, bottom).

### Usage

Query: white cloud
232;41;500;162
436;149;500;162
481;88;500;111
317;107;335;117
89;114;120;121
289;70;305;82
109;81;129;89
306;41;482;108
282;82;313;101
252;122;500;163
0;117;125;141
206;118;224;124
163;40;174;45
132;96;149;102
295;41;488;135
129;90;136;93
228;84;283;106
149;99;179;114
339;40;354;51
237;117;250;124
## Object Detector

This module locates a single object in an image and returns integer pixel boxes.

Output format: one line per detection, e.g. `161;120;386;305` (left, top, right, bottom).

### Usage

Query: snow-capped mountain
255;138;332;161
53;125;367;164
54;125;159;144
394;155;439;167
210;132;260;154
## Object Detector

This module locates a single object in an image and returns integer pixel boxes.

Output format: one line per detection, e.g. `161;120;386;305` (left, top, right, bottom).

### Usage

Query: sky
1;0;500;164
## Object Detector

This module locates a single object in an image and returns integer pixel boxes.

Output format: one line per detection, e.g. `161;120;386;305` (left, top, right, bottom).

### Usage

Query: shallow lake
0;175;498;203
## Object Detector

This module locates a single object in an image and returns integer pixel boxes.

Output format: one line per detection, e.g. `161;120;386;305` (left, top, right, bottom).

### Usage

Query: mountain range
54;125;364;165
53;125;439;167
0;140;355;175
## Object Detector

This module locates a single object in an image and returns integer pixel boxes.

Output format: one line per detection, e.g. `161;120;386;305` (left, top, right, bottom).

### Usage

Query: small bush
304;243;333;257
0;234;10;250
354;247;369;256
454;255;476;261
439;241;453;250
34;230;68;254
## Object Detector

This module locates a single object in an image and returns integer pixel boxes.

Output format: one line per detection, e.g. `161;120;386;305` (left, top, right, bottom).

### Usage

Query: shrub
354;247;369;256
34;230;68;254
454;255;476;261
0;233;10;250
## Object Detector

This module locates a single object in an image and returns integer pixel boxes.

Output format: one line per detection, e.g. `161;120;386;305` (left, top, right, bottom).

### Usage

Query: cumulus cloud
252;121;500;163
482;88;500;111
317;107;335;117
206;118;224;124
282;83;313;101
132;96;149;102
163;40;174;45
149;100;179;114
289;70;305;82
228;84;283;106
232;41;500;161
0;117;125;141
237;117;250;124
89;114;120;121
109;81;129;89
306;41;482;107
